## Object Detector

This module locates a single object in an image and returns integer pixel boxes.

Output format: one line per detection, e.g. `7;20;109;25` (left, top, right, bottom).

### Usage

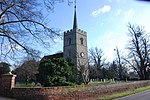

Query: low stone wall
12;80;150;100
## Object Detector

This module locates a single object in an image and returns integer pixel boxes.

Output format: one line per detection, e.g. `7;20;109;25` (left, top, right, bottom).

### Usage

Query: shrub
0;62;11;77
37;58;78;86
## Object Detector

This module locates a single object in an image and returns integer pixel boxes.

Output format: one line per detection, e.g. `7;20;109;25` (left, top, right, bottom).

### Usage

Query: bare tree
0;0;67;61
125;23;150;80
77;58;89;84
14;59;39;85
89;47;106;79
107;61;119;79
114;47;128;80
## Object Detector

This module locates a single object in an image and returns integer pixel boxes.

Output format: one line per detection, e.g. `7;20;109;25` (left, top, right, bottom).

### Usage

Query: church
43;5;88;74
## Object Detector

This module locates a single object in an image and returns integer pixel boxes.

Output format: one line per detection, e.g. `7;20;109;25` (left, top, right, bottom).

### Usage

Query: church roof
42;52;63;60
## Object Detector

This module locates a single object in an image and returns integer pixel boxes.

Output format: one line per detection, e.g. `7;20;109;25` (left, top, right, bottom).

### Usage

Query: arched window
80;38;83;45
68;38;71;45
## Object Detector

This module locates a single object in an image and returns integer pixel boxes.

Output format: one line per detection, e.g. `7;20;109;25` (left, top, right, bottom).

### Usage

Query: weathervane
74;0;76;9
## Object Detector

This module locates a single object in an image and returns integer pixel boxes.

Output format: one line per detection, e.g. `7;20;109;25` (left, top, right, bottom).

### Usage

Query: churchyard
0;0;150;100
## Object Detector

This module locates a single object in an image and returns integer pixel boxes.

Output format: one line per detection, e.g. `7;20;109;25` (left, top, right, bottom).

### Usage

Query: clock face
80;52;84;57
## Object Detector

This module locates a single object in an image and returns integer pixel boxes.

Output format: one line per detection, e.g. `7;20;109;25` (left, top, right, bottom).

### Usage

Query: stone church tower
43;4;89;83
63;5;89;79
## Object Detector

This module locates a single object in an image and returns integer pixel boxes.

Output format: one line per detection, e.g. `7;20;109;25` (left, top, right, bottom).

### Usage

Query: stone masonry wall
12;81;150;100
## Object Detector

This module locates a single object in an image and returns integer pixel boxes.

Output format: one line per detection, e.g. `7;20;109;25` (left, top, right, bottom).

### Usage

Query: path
115;89;150;100
0;97;15;100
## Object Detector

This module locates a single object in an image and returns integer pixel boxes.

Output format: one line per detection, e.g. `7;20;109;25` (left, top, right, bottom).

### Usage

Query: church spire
73;0;78;31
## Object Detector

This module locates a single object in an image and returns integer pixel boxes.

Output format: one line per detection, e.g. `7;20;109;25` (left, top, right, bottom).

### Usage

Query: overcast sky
42;0;150;62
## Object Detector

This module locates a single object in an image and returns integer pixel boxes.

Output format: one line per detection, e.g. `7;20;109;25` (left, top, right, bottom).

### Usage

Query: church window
80;38;83;45
68;38;71;45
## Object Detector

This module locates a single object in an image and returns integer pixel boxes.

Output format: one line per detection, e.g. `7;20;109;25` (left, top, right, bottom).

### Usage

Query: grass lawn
99;85;150;100
89;80;117;86
16;84;33;87
91;81;116;84
15;82;33;87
